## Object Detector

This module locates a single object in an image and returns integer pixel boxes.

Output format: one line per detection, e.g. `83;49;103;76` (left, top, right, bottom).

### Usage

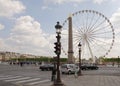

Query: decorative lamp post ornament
55;22;62;34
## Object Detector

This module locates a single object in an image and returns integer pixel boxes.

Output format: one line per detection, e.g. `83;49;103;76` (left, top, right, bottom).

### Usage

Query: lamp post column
55;32;62;85
52;22;65;86
118;56;120;68
78;42;82;76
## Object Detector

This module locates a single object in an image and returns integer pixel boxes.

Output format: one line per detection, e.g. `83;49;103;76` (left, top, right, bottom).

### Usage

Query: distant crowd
9;61;42;67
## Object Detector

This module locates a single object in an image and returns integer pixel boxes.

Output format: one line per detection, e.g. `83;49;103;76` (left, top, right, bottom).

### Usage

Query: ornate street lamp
78;42;82;76
52;22;65;86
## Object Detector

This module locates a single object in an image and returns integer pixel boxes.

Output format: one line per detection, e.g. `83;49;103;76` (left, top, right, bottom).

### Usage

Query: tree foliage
10;56;68;63
103;57;120;62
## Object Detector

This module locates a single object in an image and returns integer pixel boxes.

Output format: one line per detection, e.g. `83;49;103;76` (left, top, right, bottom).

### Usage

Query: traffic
39;63;99;74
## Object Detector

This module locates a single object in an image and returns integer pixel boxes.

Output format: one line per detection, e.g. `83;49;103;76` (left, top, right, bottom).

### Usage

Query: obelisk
68;15;74;63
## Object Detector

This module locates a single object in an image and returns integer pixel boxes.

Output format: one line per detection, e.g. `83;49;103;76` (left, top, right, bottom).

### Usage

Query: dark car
86;64;99;70
76;63;99;70
81;65;88;70
76;63;88;70
39;64;54;71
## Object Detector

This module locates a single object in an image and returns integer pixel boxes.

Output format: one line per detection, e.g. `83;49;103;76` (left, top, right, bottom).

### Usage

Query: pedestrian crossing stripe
0;75;12;77
5;77;31;82
0;76;22;80
0;74;50;85
15;78;41;84
26;79;50;85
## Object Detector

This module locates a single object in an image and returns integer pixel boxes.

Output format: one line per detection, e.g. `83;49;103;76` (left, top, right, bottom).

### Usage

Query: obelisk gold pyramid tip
68;13;72;17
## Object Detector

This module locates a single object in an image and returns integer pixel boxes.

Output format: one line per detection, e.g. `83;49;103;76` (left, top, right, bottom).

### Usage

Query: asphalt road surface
0;63;120;86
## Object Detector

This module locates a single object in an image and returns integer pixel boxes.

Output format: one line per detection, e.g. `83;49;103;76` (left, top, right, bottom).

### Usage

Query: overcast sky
0;0;120;58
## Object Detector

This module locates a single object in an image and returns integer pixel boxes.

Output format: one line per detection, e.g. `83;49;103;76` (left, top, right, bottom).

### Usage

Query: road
0;63;52;86
0;63;120;86
82;65;120;76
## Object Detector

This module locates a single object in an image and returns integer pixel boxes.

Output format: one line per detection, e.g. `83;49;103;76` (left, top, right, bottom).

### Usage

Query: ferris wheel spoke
74;13;84;32
81;13;86;30
90;40;108;56
91;24;111;33
85;12;89;30
91;30;112;35
91;39;108;52
73;37;80;43
73;30;83;37
81;42;86;58
91;35;112;39
92;31;112;36
75;13;82;28
87;14;101;33
73;28;83;35
73;21;84;35
86;40;94;61
87;13;95;32
88;38;108;54
78;27;84;34
89;36;111;45
73;38;82;46
74;35;82;40
90;22;109;34
89;19;106;33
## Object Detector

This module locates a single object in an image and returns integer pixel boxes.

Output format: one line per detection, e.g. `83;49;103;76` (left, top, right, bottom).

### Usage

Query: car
86;64;99;70
76;63;99;70
61;64;79;74
39;64;54;71
80;64;88;70
76;63;88;70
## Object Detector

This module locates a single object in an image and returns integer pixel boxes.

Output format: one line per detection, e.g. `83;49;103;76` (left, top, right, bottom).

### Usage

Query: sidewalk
41;75;120;86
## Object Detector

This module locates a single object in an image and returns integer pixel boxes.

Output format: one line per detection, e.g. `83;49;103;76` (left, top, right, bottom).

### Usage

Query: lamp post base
51;81;65;86
78;70;82;76
78;73;82;76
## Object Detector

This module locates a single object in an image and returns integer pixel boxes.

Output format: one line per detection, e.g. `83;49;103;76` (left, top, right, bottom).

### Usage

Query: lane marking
0;75;13;77
5;77;31;82
27;79;50;85
16;78;41;83
0;76;22;80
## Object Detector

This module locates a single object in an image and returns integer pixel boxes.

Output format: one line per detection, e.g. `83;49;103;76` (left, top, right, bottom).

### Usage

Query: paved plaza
0;63;120;86
48;75;120;86
1;75;120;86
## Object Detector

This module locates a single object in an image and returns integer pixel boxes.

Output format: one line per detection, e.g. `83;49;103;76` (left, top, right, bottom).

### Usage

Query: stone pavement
40;75;120;86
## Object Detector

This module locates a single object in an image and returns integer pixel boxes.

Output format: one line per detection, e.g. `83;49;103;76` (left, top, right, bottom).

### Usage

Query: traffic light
54;42;61;55
54;42;58;55
57;42;61;54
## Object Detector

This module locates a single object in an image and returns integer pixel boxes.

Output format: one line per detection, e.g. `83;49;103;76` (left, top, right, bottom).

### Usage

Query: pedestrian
51;68;56;82
20;62;23;67
112;62;114;66
74;68;78;78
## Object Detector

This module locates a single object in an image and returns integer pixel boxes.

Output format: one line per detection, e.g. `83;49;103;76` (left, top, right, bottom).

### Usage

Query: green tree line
103;57;120;62
10;56;68;63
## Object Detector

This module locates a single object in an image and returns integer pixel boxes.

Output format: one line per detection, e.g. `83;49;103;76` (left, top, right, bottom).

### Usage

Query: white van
61;64;79;74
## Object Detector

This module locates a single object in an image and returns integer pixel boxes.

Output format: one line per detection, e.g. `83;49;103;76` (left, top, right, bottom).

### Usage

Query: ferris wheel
61;10;115;62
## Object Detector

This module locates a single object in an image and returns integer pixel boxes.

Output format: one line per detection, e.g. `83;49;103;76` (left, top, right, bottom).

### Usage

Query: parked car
39;64;54;71
76;63;99;70
80;64;88;70
61;64;79;74
86;64;99;70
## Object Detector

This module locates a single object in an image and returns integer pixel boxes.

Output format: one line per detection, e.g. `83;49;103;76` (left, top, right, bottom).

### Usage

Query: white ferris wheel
61;10;115;62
